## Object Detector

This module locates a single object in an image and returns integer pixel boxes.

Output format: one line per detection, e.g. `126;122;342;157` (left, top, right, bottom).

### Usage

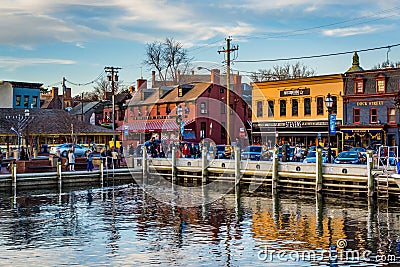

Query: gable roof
70;101;100;115
0;108;116;136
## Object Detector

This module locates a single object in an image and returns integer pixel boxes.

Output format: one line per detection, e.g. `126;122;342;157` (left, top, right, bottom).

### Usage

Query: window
317;97;324;115
377;79;385;93
355;81;363;93
156;105;160;115
353;108;360;124
304;98;311;115
370;108;378;123
221;102;225;114
332;96;337;114
292;99;298;116
200;102;207;114
32;96;38;108
256;101;263;117
280;100;286;117
138;106;142;116
24;96;29;108
15;95;21;106
166;104;171;114
200;122;206;139
220;87;224;93
388;108;396;123
221;122;226;139
268;100;274;117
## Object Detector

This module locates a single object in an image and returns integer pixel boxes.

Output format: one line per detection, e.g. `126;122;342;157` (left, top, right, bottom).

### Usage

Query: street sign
124;126;129;136
330;114;336;134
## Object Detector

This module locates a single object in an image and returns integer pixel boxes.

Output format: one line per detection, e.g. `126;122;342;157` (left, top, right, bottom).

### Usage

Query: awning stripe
118;120;194;132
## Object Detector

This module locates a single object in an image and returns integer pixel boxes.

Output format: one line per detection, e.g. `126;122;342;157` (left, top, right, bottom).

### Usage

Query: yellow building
252;74;344;150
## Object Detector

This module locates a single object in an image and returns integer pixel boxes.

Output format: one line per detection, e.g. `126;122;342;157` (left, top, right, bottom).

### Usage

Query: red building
121;80;251;147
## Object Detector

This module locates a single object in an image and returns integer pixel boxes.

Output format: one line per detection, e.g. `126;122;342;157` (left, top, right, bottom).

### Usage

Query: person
107;148;113;168
128;144;134;156
20;146;28;160
182;143;191;158
68;148;75;171
100;147;107;168
157;143;165;158
111;148;119;168
86;150;93;171
0;149;3;172
236;138;242;151
294;144;302;162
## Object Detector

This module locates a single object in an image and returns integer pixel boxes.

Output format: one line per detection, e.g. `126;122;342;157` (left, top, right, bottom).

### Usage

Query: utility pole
218;37;238;145
104;66;121;149
62;77;66;110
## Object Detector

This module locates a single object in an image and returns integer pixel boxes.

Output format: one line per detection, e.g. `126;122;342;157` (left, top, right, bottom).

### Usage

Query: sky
1;0;400;95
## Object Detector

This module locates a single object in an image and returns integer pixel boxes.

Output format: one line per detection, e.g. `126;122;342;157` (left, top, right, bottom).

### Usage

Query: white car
50;144;89;157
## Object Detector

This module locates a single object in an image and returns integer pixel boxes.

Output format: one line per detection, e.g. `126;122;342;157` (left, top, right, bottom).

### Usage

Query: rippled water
0;182;399;266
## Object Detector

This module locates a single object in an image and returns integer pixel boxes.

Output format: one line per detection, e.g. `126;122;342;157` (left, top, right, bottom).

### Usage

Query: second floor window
200;102;207;114
32;96;38;108
353;108;360;124
268;100;274;117
304;98;311;116
388;108;396;123
166;104;171;114
316;97;324;115
221;102;226;114
355;81;363;93
256;101;263;117
377;79;385;93
370;108;378;123
24;96;29;108
16;95;21;106
280;100;286;117
292;99;298;116
332;96;338;114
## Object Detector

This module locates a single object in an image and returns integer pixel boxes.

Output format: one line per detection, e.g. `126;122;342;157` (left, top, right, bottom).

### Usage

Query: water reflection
0;185;399;266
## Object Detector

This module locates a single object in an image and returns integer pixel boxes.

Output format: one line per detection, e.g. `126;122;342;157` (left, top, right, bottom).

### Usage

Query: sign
318;133;321;140
90;113;96;125
280;88;310;97
329;114;336;134
124;126;129;136
180;121;185;135
356;101;384;106
254;119;342;129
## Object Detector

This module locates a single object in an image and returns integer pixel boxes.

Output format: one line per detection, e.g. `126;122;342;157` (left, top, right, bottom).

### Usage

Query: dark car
334;151;364;164
215;145;232;159
241;146;266;161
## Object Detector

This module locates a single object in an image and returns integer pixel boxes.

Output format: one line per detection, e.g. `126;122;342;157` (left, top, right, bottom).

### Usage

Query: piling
57;159;62;191
100;158;104;186
142;145;148;179
272;146;279;194
201;146;208;184
315;148;323;192
234;146;241;188
367;150;375;197
11;161;17;193
171;146;177;183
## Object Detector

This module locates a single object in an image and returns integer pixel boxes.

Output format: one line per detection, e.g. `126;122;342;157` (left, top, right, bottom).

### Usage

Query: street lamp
325;93;334;163
176;105;183;143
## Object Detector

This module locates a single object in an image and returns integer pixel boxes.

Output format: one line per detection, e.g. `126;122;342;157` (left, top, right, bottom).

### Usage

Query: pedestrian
111;148;119;168
20;146;28;160
106;148;113;168
86;150;93;171
182;143;191;158
68;148;75;171
0;149;3;172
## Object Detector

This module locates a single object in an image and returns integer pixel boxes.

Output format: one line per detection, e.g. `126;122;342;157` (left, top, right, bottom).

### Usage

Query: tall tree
144;37;193;85
251;62;316;82
83;77;126;101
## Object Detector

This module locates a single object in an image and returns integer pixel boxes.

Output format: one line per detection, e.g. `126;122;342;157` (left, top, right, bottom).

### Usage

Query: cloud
322;25;385;37
0;56;76;70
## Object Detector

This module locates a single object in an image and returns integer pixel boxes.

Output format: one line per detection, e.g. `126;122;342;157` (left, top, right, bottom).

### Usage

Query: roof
0;108;117;136
70;101;100;115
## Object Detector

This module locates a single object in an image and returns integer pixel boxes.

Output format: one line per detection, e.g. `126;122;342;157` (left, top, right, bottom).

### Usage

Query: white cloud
322;25;385;37
0;56;75;70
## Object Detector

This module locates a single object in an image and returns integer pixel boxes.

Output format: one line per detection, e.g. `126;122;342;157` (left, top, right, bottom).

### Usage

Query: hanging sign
329;114;336;134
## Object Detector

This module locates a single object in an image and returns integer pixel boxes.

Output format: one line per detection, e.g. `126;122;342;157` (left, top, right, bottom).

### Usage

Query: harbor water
0;176;400;266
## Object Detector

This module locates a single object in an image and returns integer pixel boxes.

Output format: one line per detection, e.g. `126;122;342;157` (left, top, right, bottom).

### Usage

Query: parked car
241;146;268;161
334;151;364;164
50;143;89;157
303;151;328;163
349;147;367;155
215;145;232;159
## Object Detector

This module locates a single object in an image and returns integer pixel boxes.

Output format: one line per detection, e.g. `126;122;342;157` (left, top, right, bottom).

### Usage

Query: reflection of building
122;79;251;147
340;52;400;148
0;81;42;109
252;74;343;148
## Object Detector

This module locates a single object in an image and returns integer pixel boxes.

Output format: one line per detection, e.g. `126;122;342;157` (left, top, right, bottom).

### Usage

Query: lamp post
325;93;334;163
176;105;183;144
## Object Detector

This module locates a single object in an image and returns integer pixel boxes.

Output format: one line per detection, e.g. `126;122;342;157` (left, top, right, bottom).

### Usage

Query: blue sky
1;0;400;95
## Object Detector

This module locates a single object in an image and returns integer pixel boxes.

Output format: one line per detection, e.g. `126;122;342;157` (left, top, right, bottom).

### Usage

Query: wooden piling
316;148;323;192
57;159;62;191
201;146;208;184
100;158;104;186
142;145;148;179
367;150;375;197
12;161;17;193
171;146;177;183
234;146;241;188
272;146;279;194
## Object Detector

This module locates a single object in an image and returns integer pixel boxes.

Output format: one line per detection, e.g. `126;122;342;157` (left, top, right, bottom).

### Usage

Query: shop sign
280;88;310;97
356;101;384;106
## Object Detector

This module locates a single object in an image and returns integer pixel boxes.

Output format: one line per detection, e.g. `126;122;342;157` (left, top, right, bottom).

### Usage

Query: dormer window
355;80;363;93
376;74;386;93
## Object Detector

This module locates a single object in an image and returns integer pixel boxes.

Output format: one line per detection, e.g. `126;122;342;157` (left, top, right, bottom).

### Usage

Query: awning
118;120;194;132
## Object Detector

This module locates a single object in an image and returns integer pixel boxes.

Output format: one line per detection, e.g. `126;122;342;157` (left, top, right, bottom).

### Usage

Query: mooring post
171;146;177;183
11;161;17;194
235;146;241;187
100;158;104;186
367;150;375;197
316;148;323;192
201;146;208;184
57;158;62;191
272;146;279;194
142;145;148;179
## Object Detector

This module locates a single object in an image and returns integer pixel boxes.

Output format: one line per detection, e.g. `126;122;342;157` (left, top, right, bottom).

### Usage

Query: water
0;182;400;266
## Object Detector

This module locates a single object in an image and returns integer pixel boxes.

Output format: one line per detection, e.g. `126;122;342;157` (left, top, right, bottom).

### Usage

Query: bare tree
251;62;316;82
83;77;126;101
144;37;193;85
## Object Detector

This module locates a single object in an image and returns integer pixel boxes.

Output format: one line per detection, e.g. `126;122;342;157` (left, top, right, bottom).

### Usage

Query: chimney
52;87;59;99
66;87;72;98
152;71;156;88
211;69;220;85
233;73;242;96
136;78;147;91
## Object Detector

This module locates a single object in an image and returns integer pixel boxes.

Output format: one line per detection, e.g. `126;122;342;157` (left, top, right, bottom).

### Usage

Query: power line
64;71;105;86
235;43;400;63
